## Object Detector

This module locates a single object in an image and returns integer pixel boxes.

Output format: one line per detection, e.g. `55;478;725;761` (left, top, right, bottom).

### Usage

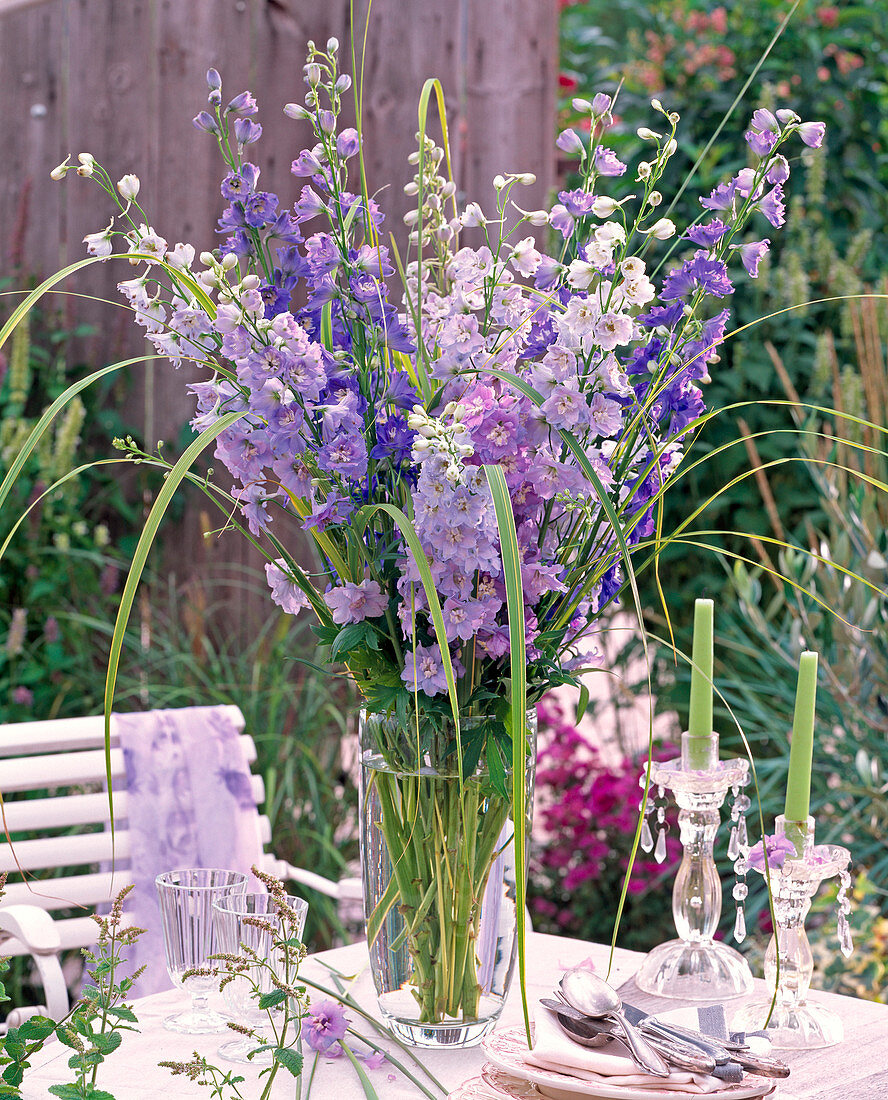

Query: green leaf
256;989;288;1010
48;1085;84;1099
1;1064;23;1088
329;621;372;662
104;1005;137;1023
272;1046;303;1078
575;683;590;724
17;1016;56;1042
90;1031;122;1055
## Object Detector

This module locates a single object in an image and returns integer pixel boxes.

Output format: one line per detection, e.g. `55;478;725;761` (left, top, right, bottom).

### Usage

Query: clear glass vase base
379;993;501;1048
162;1007;231;1034
218;1035;273;1064
634;939;754;999
731;998;844;1049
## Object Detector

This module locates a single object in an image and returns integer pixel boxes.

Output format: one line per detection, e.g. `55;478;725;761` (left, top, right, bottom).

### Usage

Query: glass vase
359;709;535;1049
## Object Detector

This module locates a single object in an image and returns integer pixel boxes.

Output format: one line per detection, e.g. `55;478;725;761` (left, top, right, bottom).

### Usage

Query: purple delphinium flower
265;560;311;616
798;121;826;148
401;642;451;696
305;1000;349;1056
733;239;770;278
233;117;262;146
323;579;388;625
746;834;798;872
558;189;596;218
593;146;626;177
686;219;729;248
758;185;786;228
700;179;736;212
555;128;584;156
336;128;360;158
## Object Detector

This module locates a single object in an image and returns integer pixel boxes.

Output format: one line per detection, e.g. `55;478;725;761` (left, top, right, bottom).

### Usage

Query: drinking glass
212;891;308;1063
155;868;248;1033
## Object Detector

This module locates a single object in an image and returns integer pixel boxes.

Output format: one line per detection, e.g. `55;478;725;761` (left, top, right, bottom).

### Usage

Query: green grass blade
102;411;244;833
482;464;530;1042
0;359;148;517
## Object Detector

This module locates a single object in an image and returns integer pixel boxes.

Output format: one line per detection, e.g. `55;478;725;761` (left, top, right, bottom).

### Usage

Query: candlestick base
635;937;754;999
636;740;754;1000
732;997;843;1050
731;816;851;1050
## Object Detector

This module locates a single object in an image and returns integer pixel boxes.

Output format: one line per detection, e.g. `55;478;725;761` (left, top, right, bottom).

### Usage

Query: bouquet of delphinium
8;37;821;1036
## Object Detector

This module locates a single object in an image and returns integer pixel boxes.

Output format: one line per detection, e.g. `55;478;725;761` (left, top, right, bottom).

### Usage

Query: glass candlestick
732;815;852;1049
634;732;755;999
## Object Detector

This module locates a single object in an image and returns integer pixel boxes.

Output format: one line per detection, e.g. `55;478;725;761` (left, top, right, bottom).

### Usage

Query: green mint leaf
257;989;287;1009
272;1046;303;1078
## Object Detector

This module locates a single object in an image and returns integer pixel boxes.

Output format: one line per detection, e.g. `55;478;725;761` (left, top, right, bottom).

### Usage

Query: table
20;932;888;1099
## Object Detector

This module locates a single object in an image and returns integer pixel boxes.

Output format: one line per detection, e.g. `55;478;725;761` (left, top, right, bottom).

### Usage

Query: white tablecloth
20;932;888;1099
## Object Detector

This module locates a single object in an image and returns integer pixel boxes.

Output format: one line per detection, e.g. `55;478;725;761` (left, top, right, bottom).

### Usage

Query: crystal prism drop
727;825;741;861
654;824;668;864
737;814;748;848
734;904;747;943
838;912;854;958
640;817;654;853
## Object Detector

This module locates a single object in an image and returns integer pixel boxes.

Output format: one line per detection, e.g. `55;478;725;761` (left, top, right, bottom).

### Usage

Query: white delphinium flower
165;242;196;270
127;224;167;265
510;236;542;277
83;219;115;259
116;174;140;202
459;201;486;228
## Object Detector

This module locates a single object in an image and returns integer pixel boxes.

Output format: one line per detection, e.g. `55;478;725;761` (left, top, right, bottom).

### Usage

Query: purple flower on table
746;834;798;872
305;999;349;1056
266;559;311;616
324;579;388;625
733;239;770;278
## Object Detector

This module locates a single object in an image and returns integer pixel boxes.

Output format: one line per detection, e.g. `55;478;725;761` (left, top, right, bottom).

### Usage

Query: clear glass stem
765;883;814;1009
672;790;725;944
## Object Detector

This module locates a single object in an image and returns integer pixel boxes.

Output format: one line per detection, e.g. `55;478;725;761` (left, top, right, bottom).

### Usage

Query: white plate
478;1027;778;1100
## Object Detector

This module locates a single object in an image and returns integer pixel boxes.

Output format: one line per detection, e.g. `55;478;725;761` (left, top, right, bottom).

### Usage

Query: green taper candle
686;598;714;768
784;651;818;823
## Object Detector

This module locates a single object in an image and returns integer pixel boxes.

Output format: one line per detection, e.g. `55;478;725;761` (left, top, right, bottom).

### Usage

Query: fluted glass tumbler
212;892;308;1063
156;868;248;1033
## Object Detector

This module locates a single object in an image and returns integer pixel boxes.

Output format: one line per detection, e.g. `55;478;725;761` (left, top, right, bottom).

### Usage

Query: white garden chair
0;706;361;1026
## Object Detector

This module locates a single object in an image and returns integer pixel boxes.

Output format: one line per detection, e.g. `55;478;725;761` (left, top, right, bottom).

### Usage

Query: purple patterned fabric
109;707;264;995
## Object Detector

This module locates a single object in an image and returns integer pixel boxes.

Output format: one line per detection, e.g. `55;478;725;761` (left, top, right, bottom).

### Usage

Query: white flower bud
460;201;486;228
435;224;453;242
241;274;260;290
78;152;96;167
284;102;312;120
518;172;536;185
572;97;594;113
306;63;321;86
527;209;549;226
492;174;507;191
76;162;94;178
403;209;419;226
646;217;676;240
404;181;420;196
592;196;618;218
637;162;652;180
335;74;352;93
407;151;421;165
668;111;680;125
221;252;239;270
200;251;217;268
647;191;662;207
663;138;677;157
636;127;660;141
116;174;140;201
327;36;339;52
50;155;71;181
651;98;664;112
412;438;431;453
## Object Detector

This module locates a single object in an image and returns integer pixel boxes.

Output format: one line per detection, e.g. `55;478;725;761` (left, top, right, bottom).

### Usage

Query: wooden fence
1;0;558;629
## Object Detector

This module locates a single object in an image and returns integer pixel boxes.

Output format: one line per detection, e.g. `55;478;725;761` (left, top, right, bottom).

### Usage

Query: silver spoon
541;1000;716;1075
558;968;672;1078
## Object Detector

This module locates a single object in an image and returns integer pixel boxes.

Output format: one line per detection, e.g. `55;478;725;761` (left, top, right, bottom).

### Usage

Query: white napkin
524;1001;726;1094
